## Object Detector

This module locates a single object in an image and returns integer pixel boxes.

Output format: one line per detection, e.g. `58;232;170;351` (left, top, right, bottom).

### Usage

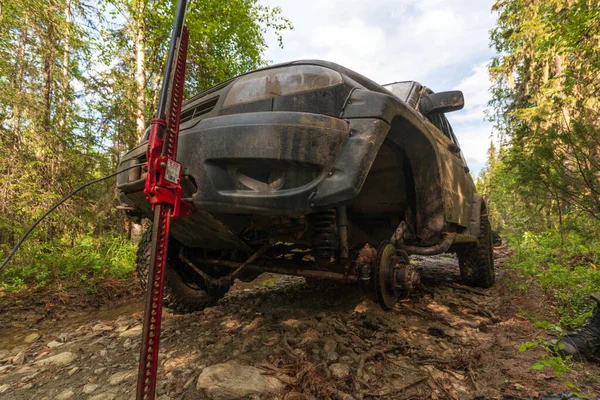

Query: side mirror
419;91;464;115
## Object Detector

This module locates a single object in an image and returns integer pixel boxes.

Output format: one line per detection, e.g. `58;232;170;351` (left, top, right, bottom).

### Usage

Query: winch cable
0;162;146;272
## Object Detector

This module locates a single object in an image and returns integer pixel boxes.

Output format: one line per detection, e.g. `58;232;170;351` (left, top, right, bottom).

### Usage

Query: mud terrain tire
136;227;228;313
457;210;495;288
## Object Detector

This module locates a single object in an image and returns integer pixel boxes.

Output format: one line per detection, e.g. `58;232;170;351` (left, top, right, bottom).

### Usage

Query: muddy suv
116;60;494;312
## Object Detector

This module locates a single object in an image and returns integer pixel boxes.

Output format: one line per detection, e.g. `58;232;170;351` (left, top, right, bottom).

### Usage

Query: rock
197;361;285;400
327;351;339;362
108;370;136;385
284;393;306;400
24;333;41;344
222;319;241;332
55;389;75;399
299;328;319;345
12;351;26;365
0;365;12;373
119;325;142;338
83;383;99;394
353;301;370;314
67;367;79;376
47;340;63;348
94;367;106;375
241;318;262;335
280;319;303;329
0;384;9;394
35;352;77;367
89;393;116;400
92;323;113;332
329;363;351;380
323;338;337;353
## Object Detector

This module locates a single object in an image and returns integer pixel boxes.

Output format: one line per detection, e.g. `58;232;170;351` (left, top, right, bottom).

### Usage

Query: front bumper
117;111;390;216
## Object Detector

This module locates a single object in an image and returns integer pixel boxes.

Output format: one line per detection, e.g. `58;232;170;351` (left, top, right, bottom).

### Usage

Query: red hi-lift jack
137;1;190;398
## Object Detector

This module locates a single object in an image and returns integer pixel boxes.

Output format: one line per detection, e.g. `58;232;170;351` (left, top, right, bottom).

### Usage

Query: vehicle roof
183;59;409;107
382;81;423;109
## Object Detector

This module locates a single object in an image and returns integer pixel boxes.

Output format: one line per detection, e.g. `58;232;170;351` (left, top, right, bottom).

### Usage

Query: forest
0;0;599;378
0;0;291;289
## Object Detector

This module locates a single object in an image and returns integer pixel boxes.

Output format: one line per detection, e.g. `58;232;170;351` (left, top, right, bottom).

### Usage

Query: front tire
136;226;229;313
457;208;495;288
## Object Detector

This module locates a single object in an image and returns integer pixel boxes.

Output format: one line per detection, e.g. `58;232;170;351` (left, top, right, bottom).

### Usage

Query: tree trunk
151;72;161;113
42;21;55;134
12;14;28;146
58;0;71;135
135;0;146;141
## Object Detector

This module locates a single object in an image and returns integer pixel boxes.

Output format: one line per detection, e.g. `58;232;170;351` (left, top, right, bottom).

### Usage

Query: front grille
180;96;219;124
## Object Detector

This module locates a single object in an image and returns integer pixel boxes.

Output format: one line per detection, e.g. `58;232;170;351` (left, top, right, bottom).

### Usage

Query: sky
260;0;498;174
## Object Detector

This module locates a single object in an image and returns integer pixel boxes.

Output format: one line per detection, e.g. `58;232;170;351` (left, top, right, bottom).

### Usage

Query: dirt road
1;248;599;399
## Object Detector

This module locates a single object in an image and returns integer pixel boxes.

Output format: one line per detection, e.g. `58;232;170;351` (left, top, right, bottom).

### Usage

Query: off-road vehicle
116;60;494;312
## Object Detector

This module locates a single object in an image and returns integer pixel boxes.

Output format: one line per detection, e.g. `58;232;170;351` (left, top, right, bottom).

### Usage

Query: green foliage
508;229;600;328
0;0;291;290
518;336;571;377
489;0;600;223
0;233;137;292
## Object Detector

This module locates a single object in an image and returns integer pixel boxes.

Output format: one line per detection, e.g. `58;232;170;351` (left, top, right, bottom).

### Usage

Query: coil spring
312;208;337;261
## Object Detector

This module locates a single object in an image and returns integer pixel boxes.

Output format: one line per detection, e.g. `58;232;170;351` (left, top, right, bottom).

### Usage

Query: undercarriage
143;205;482;311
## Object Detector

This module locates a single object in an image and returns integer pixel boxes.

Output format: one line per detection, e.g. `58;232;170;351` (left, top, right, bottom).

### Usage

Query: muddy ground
1;247;599;399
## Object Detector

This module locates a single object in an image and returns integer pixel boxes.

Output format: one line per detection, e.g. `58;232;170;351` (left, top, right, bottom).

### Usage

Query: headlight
223;65;343;108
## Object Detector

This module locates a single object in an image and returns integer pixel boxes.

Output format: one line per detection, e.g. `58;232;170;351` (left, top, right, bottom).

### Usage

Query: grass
0;233;137;293
507;229;600;328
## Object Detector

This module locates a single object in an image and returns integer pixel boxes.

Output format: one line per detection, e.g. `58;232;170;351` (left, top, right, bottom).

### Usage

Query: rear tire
457;209;495;288
136;226;229;313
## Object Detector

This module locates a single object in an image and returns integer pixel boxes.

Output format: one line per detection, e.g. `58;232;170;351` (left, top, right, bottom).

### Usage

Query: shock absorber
312;208;337;266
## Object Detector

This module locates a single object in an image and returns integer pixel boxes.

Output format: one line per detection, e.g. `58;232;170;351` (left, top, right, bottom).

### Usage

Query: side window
426;113;454;141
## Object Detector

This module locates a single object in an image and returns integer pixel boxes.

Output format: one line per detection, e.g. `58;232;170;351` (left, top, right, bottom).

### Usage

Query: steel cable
0;163;146;271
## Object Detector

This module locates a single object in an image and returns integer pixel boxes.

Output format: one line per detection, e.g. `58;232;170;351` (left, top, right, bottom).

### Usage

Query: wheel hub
373;242;420;310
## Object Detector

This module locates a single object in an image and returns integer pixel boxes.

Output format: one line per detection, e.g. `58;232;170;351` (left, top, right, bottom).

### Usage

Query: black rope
0;163;147;271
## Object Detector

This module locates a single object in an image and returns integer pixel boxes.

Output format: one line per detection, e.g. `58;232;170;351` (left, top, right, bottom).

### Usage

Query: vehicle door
424;113;474;227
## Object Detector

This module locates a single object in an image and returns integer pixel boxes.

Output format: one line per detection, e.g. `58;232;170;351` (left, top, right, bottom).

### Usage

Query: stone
108;370;136;385
323;339;337;353
12;351;26;365
55;389;75;399
353;301;370;314
67;367;79;376
197;361;285;400
222;319;241;332
327;351;339;362
89;393;116;400
47;340;63;348
299;328;319;345
0;384;9;394
24;333;41;344
82;383;98;394
284;393;306;400
92;324;113;332
280;319;303;329
94;367;106;375
35;352;77;367
119;325;142;338
329;363;351;380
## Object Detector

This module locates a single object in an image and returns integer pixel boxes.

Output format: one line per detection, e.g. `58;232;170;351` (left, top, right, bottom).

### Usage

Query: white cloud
260;0;498;173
